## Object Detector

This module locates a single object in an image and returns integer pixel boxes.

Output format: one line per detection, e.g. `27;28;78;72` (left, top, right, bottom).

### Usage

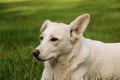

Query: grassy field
0;0;120;80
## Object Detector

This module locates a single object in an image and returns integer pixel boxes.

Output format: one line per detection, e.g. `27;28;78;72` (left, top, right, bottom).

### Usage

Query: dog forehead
43;22;69;35
49;22;68;30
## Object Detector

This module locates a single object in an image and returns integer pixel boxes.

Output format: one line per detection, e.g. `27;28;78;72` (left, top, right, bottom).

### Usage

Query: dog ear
40;20;51;33
70;14;90;40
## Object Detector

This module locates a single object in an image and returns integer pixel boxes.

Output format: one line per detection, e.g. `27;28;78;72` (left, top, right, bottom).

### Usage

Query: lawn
0;0;120;80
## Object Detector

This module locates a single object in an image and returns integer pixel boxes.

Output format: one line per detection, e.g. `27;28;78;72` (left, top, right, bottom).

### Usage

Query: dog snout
32;50;40;57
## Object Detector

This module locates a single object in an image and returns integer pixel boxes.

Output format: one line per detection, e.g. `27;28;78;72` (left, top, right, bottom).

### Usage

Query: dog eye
40;36;43;40
50;38;58;41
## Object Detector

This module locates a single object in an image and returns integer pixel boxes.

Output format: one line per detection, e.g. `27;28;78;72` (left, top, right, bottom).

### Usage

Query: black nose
32;50;40;57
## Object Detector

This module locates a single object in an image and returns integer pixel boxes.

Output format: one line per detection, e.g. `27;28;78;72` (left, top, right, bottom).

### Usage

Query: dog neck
48;37;90;72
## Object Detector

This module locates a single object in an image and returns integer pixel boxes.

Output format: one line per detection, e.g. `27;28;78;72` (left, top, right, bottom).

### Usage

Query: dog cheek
52;40;61;47
58;40;72;54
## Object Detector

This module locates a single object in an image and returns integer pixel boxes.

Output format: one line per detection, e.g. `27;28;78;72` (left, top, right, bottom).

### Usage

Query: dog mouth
35;56;55;61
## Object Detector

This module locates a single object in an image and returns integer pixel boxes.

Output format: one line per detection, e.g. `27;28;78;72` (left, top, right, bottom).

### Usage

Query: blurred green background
0;0;120;80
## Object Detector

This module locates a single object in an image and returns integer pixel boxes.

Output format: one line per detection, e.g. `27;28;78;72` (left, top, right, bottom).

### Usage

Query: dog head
32;14;90;61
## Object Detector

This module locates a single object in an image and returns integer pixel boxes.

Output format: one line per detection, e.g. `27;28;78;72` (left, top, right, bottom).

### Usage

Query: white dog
32;14;120;80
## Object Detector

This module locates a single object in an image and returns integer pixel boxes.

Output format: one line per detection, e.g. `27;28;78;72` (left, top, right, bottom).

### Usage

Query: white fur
34;14;120;80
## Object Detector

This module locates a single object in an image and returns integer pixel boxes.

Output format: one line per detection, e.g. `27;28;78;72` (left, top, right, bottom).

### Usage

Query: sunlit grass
0;0;28;3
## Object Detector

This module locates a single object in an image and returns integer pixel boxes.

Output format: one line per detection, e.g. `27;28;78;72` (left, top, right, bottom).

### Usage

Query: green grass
0;0;120;80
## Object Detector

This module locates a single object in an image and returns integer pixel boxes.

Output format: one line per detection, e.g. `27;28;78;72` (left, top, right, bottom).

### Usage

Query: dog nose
32;50;40;57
